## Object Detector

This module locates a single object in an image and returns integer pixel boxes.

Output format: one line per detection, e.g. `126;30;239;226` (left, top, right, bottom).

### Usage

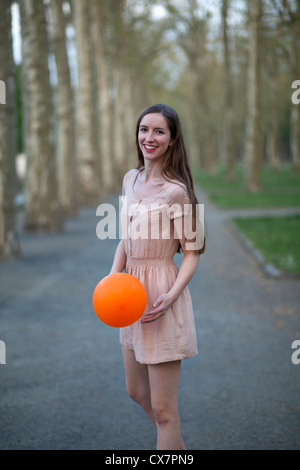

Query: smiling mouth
144;145;158;151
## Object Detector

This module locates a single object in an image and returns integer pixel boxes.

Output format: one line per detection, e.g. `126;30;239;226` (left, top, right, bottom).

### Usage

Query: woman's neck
142;161;164;182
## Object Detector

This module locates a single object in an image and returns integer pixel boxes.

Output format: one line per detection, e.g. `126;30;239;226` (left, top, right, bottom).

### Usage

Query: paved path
0;190;299;450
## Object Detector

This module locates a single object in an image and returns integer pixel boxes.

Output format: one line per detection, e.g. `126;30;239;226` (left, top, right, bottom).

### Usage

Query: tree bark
113;0;127;183
90;0;115;191
123;66;137;171
20;0;63;232
290;103;300;171
173;0;216;172
244;0;262;192
266;55;280;170
50;0;78;215
0;0;21;259
288;1;300;172
221;0;235;181
73;0;100;204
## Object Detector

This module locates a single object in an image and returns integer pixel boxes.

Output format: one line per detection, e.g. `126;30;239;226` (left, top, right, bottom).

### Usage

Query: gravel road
0;190;299;450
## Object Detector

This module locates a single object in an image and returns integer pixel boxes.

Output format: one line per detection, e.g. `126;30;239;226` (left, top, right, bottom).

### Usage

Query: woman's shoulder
122;168;139;187
123;167;139;180
164;177;190;203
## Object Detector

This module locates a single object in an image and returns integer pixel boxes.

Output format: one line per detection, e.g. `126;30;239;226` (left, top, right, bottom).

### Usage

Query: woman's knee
151;399;178;426
125;379;150;408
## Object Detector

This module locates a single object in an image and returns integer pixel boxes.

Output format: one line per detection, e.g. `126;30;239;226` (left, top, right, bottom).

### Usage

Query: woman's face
138;113;173;162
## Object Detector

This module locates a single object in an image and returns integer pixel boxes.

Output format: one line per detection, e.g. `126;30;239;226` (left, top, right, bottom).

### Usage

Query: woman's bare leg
122;348;186;449
148;360;186;450
122;346;156;427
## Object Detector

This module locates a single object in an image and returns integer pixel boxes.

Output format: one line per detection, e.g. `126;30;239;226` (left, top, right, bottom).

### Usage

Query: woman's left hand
141;293;175;324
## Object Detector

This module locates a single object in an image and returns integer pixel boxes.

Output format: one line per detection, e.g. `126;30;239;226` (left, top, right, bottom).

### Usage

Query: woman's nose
145;131;154;141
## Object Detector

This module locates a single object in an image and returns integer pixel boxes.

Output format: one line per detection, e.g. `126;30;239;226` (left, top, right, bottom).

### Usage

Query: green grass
232;215;300;275
193;163;300;274
193;163;300;209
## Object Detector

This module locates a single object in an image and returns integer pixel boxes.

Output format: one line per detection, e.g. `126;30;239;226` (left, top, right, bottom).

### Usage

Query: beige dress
119;168;198;364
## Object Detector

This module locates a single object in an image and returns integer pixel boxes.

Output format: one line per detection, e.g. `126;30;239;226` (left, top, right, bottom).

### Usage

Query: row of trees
0;0;299;259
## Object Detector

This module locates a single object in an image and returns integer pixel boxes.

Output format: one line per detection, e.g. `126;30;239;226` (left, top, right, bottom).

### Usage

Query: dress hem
120;341;198;365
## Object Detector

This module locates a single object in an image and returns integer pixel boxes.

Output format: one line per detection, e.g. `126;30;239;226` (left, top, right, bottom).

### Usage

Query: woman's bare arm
109;240;127;274
142;217;200;324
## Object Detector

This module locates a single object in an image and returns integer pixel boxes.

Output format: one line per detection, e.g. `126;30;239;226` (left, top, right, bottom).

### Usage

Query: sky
11;3;21;65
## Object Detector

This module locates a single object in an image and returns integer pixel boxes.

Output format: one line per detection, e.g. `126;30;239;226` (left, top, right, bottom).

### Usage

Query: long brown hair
135;103;206;254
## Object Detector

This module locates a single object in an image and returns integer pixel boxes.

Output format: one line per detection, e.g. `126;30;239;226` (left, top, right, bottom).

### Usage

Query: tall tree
0;0;21;259
90;0;115;192
265;45;281;170
221;0;235;181
244;0;262;191
164;0;216;171
112;0;127;182
73;0;100;204
277;0;300;172
20;0;63;232
50;0;78;215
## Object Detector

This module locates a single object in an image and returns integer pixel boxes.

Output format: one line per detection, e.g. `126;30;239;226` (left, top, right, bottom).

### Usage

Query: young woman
109;103;205;450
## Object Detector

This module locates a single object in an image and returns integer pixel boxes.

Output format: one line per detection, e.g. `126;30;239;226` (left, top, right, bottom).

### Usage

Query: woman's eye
139;128;165;135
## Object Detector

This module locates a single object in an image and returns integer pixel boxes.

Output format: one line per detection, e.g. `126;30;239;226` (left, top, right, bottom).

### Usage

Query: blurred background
0;1;300;451
0;0;299;274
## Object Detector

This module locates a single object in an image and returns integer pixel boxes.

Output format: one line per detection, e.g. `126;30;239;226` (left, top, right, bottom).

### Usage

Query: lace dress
119;168;198;364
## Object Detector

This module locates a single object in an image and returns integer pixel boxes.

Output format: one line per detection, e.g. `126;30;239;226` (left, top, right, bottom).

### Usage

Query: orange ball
92;273;147;327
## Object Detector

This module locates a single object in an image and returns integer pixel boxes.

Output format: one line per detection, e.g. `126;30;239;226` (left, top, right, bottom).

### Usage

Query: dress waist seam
126;257;174;267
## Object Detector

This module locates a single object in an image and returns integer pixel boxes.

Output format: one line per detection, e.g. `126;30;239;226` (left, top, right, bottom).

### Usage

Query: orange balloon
92;273;147;327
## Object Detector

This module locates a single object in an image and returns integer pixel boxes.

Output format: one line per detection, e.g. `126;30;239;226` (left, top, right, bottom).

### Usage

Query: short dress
119;168;198;364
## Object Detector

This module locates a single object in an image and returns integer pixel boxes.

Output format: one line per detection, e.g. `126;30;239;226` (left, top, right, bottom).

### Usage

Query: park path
0;189;299;450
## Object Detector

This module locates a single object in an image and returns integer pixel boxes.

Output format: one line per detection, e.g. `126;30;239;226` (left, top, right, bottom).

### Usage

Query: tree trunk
290;104;300;171
221;0;235;181
244;0;262;192
50;0;78;216
123;67;138;171
90;0;115;191
0;0;21;259
73;0;100;204
266;57;280;170
20;0;63;232
113;65;126;181
113;0;127;183
190;60;203;167
289;3;300;172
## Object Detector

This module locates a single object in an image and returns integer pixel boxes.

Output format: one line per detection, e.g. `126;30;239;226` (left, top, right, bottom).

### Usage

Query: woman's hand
141;292;176;324
141;252;200;324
